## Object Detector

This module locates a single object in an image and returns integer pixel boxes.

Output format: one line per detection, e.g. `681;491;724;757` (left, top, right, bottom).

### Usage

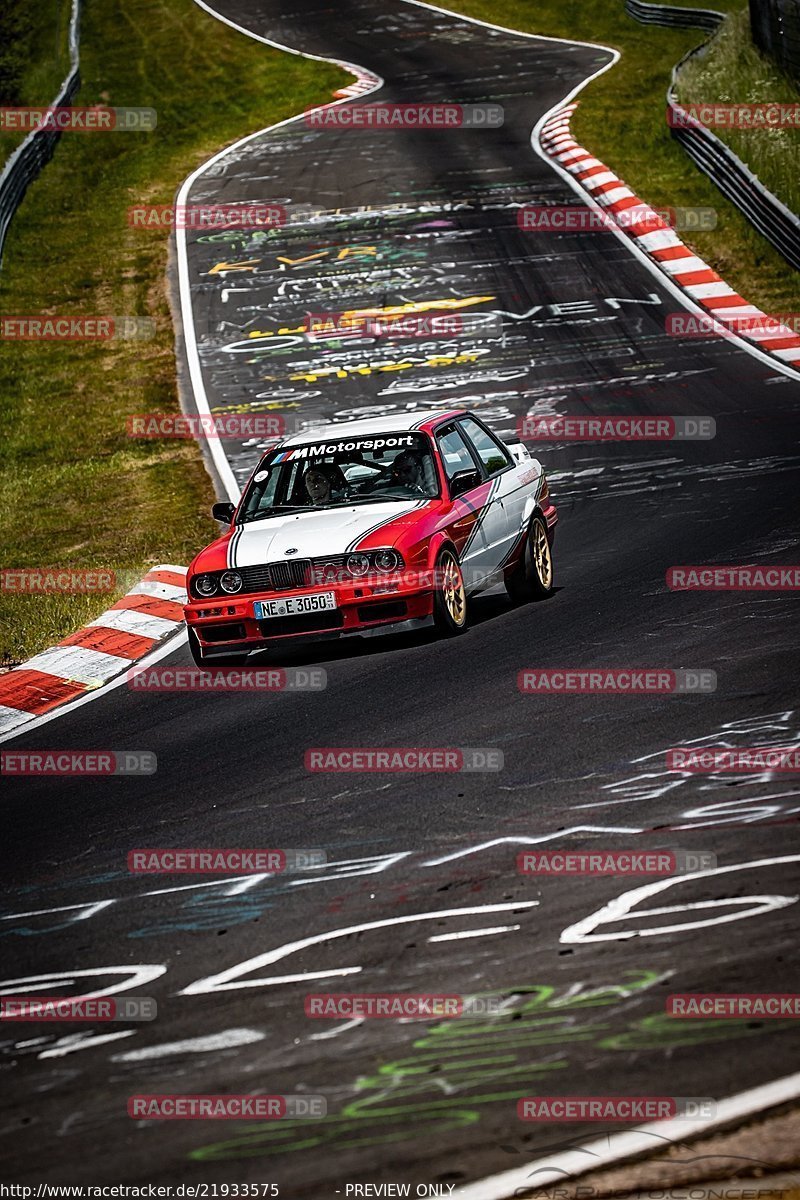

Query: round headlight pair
345;550;400;577
194;571;242;597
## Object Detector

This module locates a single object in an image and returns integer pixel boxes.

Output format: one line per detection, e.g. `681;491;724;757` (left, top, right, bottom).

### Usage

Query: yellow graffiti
289;350;486;383
275;245;377;268
336;245;377;260
247;324;307;339
208;259;261;275
344;295;494;317
244;297;496;341
276;252;328;267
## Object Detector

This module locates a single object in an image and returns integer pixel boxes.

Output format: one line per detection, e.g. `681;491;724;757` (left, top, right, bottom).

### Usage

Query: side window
460;417;511;477
437;425;477;481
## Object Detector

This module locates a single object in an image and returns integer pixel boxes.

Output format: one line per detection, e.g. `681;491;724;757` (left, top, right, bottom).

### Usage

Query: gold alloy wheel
532;519;553;589
442;552;466;626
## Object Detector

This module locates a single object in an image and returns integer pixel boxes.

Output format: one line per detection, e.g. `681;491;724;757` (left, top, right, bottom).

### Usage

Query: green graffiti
191;1110;479;1162
190;969;784;1163
599;1010;798;1050
189;974;643;1161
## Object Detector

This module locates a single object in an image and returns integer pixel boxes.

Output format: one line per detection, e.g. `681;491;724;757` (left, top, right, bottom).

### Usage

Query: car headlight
373;549;400;573
346;553;370;577
220;570;243;594
194;574;218;598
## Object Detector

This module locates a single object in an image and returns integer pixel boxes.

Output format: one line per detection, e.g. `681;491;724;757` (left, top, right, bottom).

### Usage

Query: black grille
238;560;310;593
201;623;246;643
258;611;344;637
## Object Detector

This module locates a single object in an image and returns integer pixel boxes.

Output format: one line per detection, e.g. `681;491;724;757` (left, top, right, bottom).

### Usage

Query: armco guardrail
0;0;81;270
625;0;723;32
625;0;800;272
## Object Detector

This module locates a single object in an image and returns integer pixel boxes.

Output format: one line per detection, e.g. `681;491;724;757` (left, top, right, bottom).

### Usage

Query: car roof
278;409;467;448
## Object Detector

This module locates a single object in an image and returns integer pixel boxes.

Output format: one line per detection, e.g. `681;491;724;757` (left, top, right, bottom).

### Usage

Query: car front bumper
184;575;435;655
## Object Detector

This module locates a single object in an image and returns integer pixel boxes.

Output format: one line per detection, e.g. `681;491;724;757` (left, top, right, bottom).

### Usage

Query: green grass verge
677;8;800;217
444;0;800;312
0;0;344;666
0;0;74;163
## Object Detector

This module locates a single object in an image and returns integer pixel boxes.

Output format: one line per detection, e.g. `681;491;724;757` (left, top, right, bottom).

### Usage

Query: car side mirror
212;501;235;524
449;467;481;498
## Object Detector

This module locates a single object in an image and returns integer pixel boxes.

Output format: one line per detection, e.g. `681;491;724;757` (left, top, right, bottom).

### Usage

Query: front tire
432;547;468;636
505;515;554;604
187;626;249;668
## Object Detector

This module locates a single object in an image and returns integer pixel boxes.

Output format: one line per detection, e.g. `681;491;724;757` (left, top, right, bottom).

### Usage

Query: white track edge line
454;1069;800;1200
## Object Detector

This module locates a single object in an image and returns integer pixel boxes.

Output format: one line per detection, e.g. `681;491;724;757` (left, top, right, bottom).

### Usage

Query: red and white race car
184;409;557;664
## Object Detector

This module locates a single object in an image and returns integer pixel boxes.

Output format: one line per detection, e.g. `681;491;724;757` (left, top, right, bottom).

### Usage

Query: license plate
254;592;337;619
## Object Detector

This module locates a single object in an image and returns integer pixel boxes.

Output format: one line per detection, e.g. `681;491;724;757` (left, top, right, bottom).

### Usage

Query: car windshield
237;432;439;523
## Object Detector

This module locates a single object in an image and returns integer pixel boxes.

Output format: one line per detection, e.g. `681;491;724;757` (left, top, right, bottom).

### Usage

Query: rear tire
505;515;554;604
432;547;468;636
188;626;249;668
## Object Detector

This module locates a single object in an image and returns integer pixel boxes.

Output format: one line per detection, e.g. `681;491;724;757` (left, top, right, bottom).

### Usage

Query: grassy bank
677;7;800;217
445;0;800;313
0;0;344;666
0;0;74;163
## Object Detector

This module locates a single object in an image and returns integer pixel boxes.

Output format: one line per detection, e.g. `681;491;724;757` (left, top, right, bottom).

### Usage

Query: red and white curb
0;566;187;735
539;103;800;366
334;69;381;99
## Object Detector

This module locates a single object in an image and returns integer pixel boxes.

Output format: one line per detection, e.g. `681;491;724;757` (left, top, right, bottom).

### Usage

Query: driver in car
303;464;346;505
390;450;427;494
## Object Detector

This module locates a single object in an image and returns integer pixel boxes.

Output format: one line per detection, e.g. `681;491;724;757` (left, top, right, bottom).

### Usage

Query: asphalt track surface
2;0;800;1193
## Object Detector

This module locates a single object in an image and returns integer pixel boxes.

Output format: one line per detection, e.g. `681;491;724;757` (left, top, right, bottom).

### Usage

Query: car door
457;416;520;571
434;422;495;589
